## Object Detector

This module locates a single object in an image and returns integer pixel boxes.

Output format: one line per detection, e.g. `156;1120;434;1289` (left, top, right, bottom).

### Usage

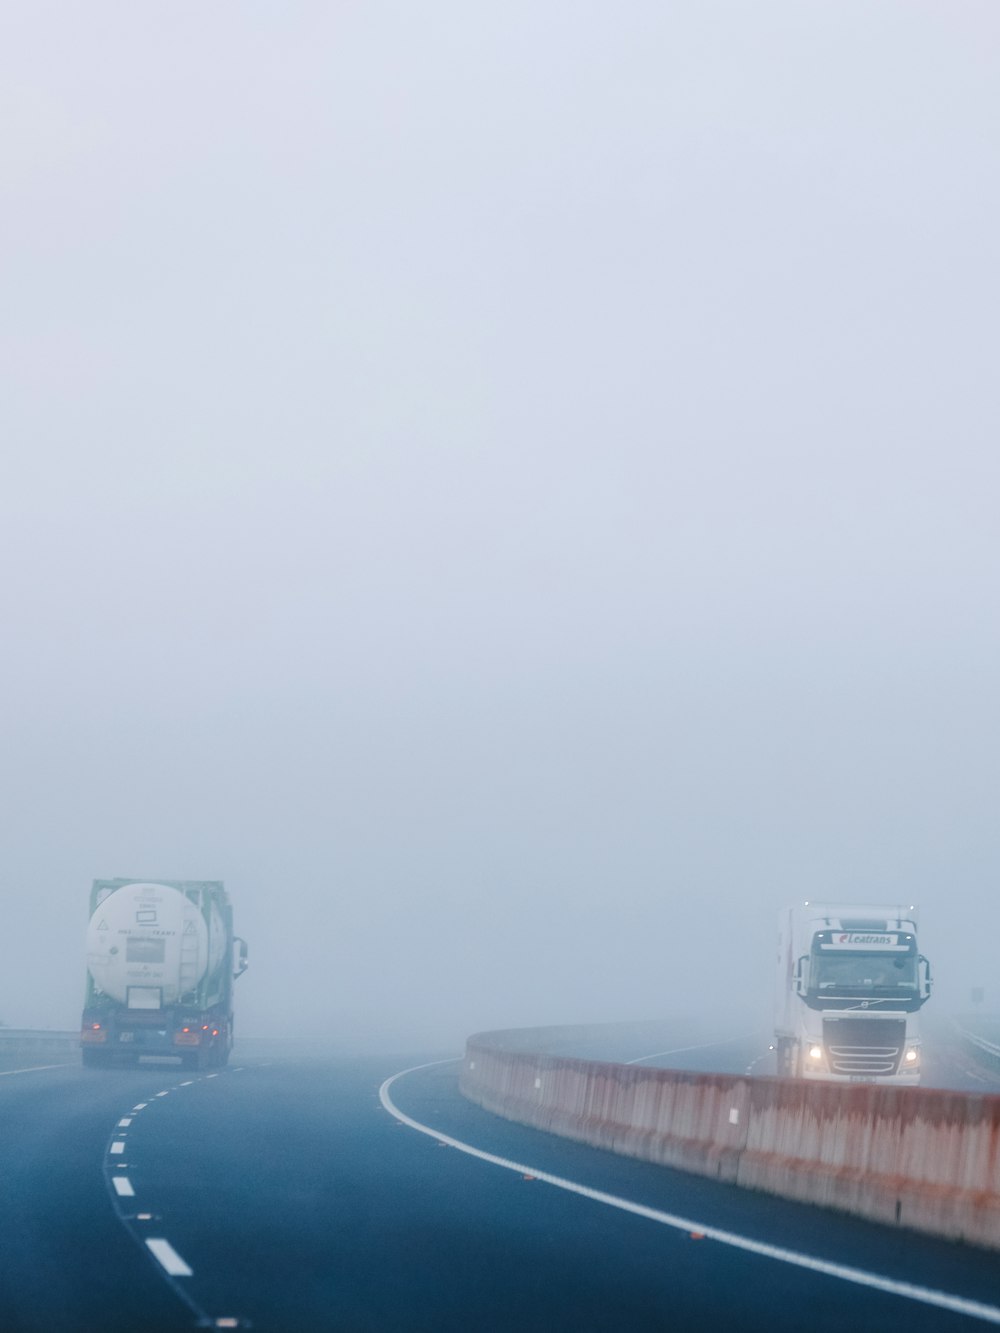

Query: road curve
2;1045;1000;1330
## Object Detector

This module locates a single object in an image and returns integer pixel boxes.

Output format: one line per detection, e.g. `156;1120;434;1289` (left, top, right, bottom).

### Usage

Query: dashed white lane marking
132;1103;148;1111
625;1038;740;1066
179;1080;194;1086
0;1064;72;1077
380;1061;1000;1327
745;1050;775;1076
206;1073;219;1079
145;1238;193;1277
964;1067;993;1085
155;1091;170;1097
118;1118;133;1128
931;1051;996;1088
112;1176;135;1197
110;1141;126;1154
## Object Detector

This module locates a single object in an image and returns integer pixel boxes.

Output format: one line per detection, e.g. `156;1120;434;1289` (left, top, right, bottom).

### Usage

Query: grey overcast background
1;2;997;1046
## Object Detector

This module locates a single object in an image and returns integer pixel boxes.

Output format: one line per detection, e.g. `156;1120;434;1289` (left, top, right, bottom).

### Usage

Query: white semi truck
81;879;248;1068
775;902;932;1083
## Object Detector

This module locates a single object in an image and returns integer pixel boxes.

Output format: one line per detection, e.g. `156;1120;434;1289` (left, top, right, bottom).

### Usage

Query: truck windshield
813;952;917;993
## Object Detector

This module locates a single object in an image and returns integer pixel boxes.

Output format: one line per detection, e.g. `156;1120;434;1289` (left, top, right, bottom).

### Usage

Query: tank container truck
775;902;932;1083
81;879;248;1068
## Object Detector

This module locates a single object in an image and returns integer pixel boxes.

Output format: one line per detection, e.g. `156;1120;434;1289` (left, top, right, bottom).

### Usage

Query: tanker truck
775;902;932;1083
80;879;248;1069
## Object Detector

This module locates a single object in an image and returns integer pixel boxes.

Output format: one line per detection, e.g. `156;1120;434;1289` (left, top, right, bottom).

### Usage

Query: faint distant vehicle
80;879;248;1069
775;902;931;1083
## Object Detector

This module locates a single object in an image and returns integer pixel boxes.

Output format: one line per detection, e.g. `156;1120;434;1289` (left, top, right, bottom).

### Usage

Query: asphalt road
2;1040;1000;1331
540;1018;1000;1092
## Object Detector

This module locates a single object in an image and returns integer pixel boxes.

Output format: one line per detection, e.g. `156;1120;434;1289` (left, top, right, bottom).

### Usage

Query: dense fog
1;2;997;1050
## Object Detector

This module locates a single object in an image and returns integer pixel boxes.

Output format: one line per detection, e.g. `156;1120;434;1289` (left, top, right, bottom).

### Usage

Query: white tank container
86;881;211;1008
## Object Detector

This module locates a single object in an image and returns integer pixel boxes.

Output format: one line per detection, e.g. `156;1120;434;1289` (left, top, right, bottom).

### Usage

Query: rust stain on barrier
461;1030;1000;1251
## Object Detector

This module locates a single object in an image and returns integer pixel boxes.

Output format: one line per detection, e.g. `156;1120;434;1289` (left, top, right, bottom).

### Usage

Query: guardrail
954;1019;1000;1070
0;1029;79;1059
0;1031;305;1060
461;1028;1000;1252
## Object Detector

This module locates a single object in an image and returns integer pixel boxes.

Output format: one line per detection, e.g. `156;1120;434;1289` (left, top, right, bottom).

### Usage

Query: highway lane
472;1019;773;1075
514;1021;777;1079
534;1018;1000;1091
921;1021;1000;1093
3;1047;1000;1330
0;1061;208;1331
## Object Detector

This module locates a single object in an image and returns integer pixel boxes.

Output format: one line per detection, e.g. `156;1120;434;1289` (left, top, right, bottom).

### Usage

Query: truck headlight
808;1045;823;1060
904;1048;918;1063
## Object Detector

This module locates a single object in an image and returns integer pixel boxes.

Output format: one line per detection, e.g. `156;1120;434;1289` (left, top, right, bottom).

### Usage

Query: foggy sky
1;2;998;1047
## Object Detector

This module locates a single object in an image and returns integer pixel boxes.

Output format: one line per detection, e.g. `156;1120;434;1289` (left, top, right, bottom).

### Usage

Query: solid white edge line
145;1238;193;1277
112;1176;135;1197
380;1060;1000;1327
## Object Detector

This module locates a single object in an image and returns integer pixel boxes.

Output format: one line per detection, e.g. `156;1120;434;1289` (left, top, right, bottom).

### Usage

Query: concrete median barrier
461;1029;1000;1251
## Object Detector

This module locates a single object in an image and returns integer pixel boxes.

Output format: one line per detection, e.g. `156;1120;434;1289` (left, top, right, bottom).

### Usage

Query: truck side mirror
233;936;249;979
919;954;932;999
794;955;810;996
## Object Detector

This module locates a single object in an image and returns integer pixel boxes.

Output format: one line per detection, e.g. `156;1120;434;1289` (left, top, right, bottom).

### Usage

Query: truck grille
822;1017;906;1076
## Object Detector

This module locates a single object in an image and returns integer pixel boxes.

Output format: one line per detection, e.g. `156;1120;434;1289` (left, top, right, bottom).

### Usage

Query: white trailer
775;902;932;1083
